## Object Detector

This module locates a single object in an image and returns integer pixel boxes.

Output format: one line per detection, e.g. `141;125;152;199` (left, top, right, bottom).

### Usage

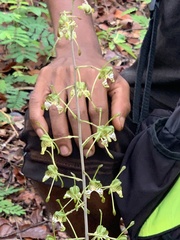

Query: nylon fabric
138;177;180;237
116;106;180;239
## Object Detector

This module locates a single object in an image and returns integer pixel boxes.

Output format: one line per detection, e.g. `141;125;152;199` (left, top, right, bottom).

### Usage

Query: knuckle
53;130;66;138
38;66;50;76
50;104;58;113
68;107;87;118
89;104;108;117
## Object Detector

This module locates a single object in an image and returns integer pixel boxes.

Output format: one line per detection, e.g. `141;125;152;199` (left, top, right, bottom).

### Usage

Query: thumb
109;77;131;131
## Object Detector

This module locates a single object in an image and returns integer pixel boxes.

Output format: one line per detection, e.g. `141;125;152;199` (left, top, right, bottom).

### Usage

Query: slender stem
98;108;102;126
0;110;18;137
46;178;55;202
91;72;99;96
71;2;89;239
67;217;79;239
60;97;77;119
51;145;56;166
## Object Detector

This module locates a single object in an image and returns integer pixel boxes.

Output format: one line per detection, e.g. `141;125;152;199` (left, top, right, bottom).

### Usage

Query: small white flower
108;72;115;82
100;137;108;147
57;105;64;114
109;132;117;141
102;79;109;88
44;101;51;110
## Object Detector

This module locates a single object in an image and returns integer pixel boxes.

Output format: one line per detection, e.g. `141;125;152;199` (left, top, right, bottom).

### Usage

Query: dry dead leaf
20;224;49;239
15;190;37;205
30;208;43;224
0;218;14;238
13;167;26;185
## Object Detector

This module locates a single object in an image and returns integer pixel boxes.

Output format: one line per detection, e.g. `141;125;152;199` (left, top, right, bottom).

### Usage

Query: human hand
29;50;130;157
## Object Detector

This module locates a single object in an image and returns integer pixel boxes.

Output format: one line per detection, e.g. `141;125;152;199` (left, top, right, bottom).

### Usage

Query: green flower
42;164;59;182
40;133;59;155
64;185;82;204
58;11;77;41
84;165;105;202
99;66;115;88
91;225;110;240
78;1;94;14
109;178;123;198
71;82;90;98
52;210;67;231
85;179;105;203
43;92;64;114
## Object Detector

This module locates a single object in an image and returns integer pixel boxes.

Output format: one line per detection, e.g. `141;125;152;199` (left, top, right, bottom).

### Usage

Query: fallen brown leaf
0;218;14;238
20;224;49;239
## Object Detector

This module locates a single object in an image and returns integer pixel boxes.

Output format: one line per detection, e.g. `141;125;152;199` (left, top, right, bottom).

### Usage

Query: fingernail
60;146;70;156
119;117;125;130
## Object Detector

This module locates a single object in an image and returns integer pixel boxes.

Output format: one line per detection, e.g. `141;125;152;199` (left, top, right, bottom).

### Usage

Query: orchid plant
38;1;131;239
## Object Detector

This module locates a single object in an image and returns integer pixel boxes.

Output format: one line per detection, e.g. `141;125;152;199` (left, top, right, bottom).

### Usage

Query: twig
0;132;17;150
15;221;23;240
0;110;19;137
17;86;34;91
0;220;49;239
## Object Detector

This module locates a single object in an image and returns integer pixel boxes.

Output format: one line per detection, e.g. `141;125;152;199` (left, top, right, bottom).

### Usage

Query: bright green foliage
140;0;151;3
6;86;29;109
0;73;37;109
46;235;56;240
97;4;150;56
0;0;54;63
0;80;6;93
0;110;13;126
97;28;136;58
0;181;25;216
0;0;54;110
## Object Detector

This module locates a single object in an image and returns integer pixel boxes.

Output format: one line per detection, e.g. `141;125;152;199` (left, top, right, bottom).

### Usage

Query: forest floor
0;0;149;239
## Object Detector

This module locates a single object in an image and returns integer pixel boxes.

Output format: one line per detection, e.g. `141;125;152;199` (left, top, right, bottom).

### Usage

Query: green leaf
131;15;149;28
140;0;151;3
6;86;29;109
119;43;137;59
0;199;25;216
0;112;13;125
16;75;38;84
109;41;115;50
6;42;39;62
112;33;125;44
0;180;25;216
122;7;137;15
0;80;6;93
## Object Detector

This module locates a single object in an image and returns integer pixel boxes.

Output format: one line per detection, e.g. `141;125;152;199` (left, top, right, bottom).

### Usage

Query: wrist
55;34;102;58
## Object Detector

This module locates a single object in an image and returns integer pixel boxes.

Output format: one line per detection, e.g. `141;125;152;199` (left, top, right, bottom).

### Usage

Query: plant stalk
70;1;89;239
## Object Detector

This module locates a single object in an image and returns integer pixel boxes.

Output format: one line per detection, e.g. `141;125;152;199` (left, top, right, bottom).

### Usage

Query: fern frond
6;86;29;109
6;42;39;62
0;80;6;93
0;180;25;216
0;199;25;216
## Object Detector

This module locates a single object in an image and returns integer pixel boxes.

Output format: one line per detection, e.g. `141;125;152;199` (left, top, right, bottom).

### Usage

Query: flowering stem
71;1;89;239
